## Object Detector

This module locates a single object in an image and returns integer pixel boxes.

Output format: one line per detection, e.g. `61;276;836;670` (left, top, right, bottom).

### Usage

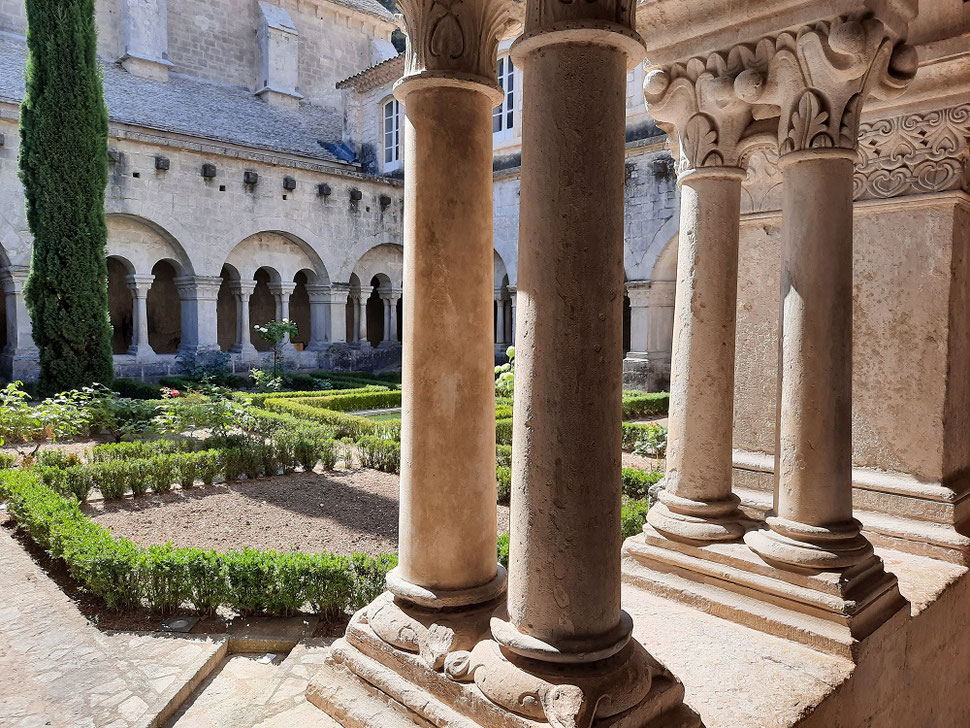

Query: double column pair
637;20;917;642
309;0;693;725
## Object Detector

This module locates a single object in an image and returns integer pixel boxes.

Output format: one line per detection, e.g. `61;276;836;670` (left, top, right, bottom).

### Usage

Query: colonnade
624;14;918;650
309;0;692;725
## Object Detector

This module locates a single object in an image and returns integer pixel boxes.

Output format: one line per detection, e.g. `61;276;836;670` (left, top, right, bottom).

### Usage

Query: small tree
253;319;299;378
19;0;113;394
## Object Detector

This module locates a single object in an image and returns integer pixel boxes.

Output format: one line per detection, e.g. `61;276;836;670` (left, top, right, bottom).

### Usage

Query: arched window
383;97;402;172
493;56;515;137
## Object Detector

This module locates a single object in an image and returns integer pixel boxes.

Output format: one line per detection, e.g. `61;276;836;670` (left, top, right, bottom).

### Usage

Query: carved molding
741;103;970;212
854;104;970;200
396;0;514;87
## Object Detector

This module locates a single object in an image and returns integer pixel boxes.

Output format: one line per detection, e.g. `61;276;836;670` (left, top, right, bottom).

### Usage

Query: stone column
305;284;330;351
387;288;401;343
744;149;869;565
124;274;156;359
229;281;258;356
625;280;650;356
736;20;918;574
269;281;297;352
325;283;350;344
644;280;676;360
494;288;506;347
174;275;222;355
455;4;690;725
380;293;393;345
0;267;38;369
387;0;508;613
507;284;516;342
648;165;747;542
356;291;368;347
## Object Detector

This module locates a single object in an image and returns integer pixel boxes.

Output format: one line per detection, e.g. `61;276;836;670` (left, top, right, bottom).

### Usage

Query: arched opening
366;275;385;347
217;265;238;352
107;256;133;354
250;267;277;352
290;271;312;350
147;260;181;354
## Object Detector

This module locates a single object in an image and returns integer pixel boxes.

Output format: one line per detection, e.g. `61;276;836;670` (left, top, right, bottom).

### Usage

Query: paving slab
0;527;225;728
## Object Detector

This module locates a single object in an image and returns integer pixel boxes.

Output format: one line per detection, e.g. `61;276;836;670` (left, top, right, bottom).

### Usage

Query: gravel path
86;468;511;556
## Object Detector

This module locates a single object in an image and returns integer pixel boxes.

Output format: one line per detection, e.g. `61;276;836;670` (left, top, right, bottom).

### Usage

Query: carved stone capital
730;17;917;156
396;0;515;98
643;63;755;171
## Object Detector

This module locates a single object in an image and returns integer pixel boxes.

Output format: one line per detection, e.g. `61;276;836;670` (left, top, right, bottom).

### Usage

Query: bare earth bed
85;468;511;556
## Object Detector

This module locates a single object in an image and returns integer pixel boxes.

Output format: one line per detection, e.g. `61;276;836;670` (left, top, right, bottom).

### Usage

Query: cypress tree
19;0;113;394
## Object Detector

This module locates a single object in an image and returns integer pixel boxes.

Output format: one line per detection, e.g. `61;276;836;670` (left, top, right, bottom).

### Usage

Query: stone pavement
0;526;225;728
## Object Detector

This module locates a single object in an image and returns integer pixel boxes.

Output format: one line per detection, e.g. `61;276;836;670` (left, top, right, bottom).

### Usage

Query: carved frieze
396;0;513;87
854;104;970;200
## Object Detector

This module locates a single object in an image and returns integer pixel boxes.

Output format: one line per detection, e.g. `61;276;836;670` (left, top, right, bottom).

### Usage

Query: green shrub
495;418;513;446
496;465;511;506
223;547;274;615
497;533;510;569
129;460;149;497
140;544;192;614
183;548;226;614
196;450;221;486
357;436;401;474
246;385;388;408
111;378;162;400
621;468;664;500
495;445;512;468
296;390;403;413
173;453;198;488
632;424;668;458
350;553;396;609
240;447;265;479
37;449;81;469
319;440;338;471
223;448;244;482
621;498;650;540
304;553;354;619
146;455;177;494
89;461;127;500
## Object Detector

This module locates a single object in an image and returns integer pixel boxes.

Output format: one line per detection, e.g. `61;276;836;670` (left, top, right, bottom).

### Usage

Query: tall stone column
451;3;692;726
637;68;755;542
305;284;330;351
625;280;650;355
356;292;368;347
507;284;516;342
494;288;506;346
644;280;675;360
737;20;918;577
380;293;393;345
269;281;297;352
325;283;350;344
125;274;156;359
230;281;258;356
0;266;39;381
174;275;222;355
387;289;401;343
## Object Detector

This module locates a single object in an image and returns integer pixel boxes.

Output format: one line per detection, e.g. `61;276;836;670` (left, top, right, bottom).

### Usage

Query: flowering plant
253;319;299;378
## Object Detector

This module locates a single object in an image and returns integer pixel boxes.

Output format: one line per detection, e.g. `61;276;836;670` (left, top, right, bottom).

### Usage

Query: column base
647;490;748;544
306;608;698;728
230;343;259;357
126;344;157;360
622;353;669;392
622;524;906;659
744;516;875;570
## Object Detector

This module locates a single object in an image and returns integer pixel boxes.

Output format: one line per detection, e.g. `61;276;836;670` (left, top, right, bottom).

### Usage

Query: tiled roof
0;34;348;164
336;53;404;92
326;0;396;22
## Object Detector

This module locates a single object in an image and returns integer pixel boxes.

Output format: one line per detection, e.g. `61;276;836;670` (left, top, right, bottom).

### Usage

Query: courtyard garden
0;365;669;630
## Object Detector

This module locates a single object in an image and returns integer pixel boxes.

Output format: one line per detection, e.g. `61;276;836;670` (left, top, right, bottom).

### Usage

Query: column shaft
648;168;746;542
382;297;392;343
746;149;872;568
495;294;506;343
388;296;399;342
397;83;499;593
508;40;628;649
357;295;367;345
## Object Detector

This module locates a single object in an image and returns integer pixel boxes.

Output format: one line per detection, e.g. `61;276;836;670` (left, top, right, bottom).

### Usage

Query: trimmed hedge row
263;398;393;440
0;470;396;616
622;467;663;500
622;422;665;452
246;384;389;408
294;390;403;413
622;391;670;420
